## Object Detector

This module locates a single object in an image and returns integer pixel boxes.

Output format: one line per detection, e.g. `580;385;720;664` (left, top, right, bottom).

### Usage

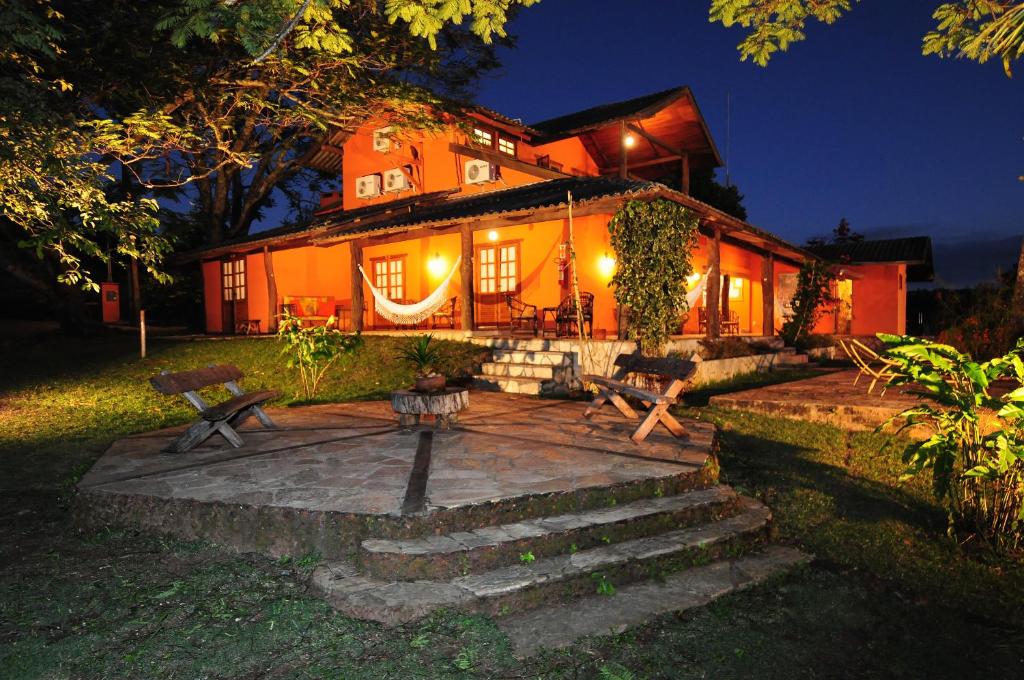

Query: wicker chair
550;292;594;337
504;293;538;335
430;297;458;329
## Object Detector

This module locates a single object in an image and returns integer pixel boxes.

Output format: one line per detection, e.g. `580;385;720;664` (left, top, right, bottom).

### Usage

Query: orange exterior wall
848;263;905;335
335;119;599;212
202;260;222;333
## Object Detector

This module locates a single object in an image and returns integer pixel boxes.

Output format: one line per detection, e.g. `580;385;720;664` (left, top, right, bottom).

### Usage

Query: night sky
473;0;1023;286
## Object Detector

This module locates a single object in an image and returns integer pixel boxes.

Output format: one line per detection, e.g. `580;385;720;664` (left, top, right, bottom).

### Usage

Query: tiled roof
530;87;686;138
807;237;934;281
314;176;660;242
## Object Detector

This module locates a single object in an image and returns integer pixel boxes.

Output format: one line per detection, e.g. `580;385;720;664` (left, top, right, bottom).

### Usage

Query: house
186;86;918;342
806;237;934;335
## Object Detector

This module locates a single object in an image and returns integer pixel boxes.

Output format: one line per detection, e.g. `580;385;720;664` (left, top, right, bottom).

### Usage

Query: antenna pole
725;91;732;188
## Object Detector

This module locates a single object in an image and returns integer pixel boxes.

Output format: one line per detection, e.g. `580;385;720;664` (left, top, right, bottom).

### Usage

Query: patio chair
697;307;707;334
543;292;594;337
722;310;740;335
582;353;697;443
504;293;538;335
431;297;458;329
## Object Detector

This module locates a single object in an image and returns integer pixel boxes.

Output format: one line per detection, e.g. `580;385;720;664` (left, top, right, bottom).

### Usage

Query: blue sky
471;0;1022;284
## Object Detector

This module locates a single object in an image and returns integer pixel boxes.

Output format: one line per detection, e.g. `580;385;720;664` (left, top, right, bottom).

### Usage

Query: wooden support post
619;120;628;179
681;153;690;195
263;246;278;333
139;309;146;358
460;224;475;331
129;257;141;321
761;253;775;337
706;228;721;340
350;240;364;332
721;273;731;332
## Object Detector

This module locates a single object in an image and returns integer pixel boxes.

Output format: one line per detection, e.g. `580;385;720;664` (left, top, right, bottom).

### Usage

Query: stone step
491;349;574;366
484;338;577;352
310;496;772;625
499;545;810;657
472;375;544;395
360;485;742;581
480;362;559;380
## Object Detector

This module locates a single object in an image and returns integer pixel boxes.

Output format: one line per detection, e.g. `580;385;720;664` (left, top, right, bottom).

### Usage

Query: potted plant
399;335;446;393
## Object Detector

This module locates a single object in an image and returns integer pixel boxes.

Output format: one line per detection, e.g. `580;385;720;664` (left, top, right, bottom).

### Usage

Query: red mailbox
100;282;121;324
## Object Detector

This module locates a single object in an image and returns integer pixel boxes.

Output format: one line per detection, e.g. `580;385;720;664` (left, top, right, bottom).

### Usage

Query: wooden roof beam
626;123;684;157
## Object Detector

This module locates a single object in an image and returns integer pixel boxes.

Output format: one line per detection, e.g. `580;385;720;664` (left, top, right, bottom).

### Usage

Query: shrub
609;199;699;355
796;333;836;351
851;334;1024;553
697;337;773;360
277;312;362;400
934;277;1023;361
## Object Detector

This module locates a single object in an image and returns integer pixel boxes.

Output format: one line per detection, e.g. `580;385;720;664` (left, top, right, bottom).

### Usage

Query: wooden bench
150;364;281;453
582;354;697;443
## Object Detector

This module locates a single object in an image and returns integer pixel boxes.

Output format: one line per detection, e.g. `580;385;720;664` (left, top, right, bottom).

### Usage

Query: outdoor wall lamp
427;253;447;278
598;252;616;278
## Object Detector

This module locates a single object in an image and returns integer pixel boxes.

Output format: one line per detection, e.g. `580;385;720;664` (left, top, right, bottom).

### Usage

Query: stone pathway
708;370;924;431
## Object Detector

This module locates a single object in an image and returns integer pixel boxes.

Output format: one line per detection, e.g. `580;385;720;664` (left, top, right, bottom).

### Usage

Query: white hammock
684;268;708;307
685;271;708;309
358;256;462;325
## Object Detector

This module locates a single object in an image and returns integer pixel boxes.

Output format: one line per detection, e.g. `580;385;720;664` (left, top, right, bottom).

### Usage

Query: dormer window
473;127;493;146
498;137;516;157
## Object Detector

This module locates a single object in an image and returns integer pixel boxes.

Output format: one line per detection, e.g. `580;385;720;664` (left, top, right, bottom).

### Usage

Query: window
729;277;744;300
478;244;518;294
498;245;517;292
497;137;516;157
222;258;246;301
372;255;405;300
472;127;493;146
478;247;496;293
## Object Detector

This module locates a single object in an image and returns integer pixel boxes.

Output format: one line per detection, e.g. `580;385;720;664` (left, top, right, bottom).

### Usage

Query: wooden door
221;257;247;333
370;255;406;329
474;242;520;327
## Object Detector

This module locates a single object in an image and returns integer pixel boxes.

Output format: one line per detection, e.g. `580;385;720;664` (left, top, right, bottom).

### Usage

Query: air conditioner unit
464;159;497;185
372;127;392;153
355;174;382;199
383;167;412;193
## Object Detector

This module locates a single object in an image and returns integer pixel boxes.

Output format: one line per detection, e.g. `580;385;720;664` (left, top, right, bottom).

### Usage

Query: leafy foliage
277;311;362;399
609;200;699;355
0;2;174;292
710;0;1024;76
779;260;834;345
872;334;1024;553
397;334;442;376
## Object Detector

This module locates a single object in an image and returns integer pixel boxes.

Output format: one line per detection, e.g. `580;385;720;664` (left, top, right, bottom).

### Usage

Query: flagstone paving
708;369;924;431
76;391;808;649
78;394;714;522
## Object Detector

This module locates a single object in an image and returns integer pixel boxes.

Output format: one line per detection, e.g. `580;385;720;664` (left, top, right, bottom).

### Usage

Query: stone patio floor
708;370;924;431
79;393;716;518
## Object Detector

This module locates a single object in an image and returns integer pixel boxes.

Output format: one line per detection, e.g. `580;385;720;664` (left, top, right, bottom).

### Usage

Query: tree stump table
390;387;469;430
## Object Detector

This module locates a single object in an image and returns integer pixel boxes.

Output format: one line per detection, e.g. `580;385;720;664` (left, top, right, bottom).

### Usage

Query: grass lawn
1;333;1022;678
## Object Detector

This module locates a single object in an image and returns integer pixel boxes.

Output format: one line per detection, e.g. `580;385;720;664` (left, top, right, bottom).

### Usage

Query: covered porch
197;178;812;342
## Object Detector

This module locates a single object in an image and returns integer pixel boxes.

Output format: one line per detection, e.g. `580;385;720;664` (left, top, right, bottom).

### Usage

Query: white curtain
358;256;462;325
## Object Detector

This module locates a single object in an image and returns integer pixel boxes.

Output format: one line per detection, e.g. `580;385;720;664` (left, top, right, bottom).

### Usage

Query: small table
540;307;560;337
390;387;469;430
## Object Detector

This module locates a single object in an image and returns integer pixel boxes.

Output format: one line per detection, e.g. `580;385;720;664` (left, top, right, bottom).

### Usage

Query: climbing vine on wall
780;260;835;345
609;199;699;355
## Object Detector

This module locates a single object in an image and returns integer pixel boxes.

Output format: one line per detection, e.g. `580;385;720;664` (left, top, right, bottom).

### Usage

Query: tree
656;167;748;220
806;217;864;247
709;1;1024;76
0;0;537;303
